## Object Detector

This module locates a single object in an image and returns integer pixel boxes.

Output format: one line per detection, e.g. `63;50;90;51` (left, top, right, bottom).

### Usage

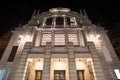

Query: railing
40;25;81;28
30;46;89;53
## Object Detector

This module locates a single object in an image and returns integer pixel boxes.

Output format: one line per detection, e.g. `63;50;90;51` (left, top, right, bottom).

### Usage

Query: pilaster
35;31;42;46
13;42;32;80
41;42;51;80
82;29;87;46
87;42;107;80
68;42;78;80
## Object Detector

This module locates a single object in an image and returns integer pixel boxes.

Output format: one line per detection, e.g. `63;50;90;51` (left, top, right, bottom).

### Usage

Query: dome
28;8;92;28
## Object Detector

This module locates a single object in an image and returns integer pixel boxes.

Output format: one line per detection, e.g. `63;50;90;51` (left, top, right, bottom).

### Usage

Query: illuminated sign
114;69;120;79
0;69;5;80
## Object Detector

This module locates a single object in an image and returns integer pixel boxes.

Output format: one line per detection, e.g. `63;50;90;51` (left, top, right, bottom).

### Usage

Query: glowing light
76;59;85;70
19;35;23;38
96;35;100;38
90;34;94;38
26;35;30;38
87;58;92;62
114;69;120;79
28;59;33;62
0;69;5;80
54;59;66;70
35;60;43;70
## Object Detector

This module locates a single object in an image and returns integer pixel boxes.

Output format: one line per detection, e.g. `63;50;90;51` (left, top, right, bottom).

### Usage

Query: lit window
77;70;85;80
41;34;51;45
35;70;42;80
0;69;5;80
68;34;78;45
7;46;18;62
54;70;65;80
55;34;65;45
114;69;120;79
67;17;76;26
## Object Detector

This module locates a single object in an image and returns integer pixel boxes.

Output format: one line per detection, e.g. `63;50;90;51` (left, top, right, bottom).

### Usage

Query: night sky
0;0;120;37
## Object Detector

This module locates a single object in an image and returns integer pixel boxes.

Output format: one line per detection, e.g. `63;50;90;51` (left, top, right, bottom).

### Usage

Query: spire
32;10;36;17
36;10;40;17
81;9;92;25
83;9;89;19
79;10;83;20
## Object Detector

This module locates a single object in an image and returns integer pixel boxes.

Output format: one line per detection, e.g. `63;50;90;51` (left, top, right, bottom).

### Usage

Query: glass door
54;70;65;80
77;70;84;80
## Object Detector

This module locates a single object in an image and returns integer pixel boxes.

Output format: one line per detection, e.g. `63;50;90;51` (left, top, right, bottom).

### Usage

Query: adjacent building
0;8;120;80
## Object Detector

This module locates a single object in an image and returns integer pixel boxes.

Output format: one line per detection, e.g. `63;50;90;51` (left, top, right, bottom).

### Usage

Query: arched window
67;17;76;26
46;17;53;25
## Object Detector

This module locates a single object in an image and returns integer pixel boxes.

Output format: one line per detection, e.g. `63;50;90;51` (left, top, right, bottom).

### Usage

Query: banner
0;69;5;80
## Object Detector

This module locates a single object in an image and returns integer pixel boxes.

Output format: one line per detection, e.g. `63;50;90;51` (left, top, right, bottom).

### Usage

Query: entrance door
54;70;65;80
77;70;84;80
35;70;42;80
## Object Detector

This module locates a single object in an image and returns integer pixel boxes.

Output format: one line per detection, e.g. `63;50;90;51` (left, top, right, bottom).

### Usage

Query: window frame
54;70;65;80
35;70;42;80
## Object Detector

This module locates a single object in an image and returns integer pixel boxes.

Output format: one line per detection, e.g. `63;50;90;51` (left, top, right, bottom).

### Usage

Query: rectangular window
7;46;18;62
114;69;120;79
68;34;78;45
56;17;64;25
0;69;6;80
41;34;51;45
67;17;71;25
77;70;84;80
54;70;65;80
55;34;65;46
35;70;42;80
0;48;5;60
67;17;75;26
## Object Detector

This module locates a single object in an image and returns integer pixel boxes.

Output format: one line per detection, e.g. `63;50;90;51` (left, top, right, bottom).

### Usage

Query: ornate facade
0;8;120;80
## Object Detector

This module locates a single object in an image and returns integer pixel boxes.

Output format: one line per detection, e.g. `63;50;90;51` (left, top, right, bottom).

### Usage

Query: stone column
64;16;67;27
53;16;56;28
13;42;32;80
51;30;54;47
77;29;85;46
35;31;42;47
68;42;78;80
82;30;87;46
65;30;68;47
87;42;107;80
41;42;51;80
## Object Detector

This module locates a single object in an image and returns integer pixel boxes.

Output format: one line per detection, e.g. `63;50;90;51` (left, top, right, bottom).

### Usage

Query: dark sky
0;0;120;37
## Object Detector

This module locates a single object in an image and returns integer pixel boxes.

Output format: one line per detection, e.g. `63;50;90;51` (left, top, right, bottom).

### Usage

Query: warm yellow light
19;35;23;38
26;35;30;39
35;60;43;70
27;59;33;62
54;59;66;70
87;58;92;62
90;34;94;38
96;35;100;38
76;59;85;70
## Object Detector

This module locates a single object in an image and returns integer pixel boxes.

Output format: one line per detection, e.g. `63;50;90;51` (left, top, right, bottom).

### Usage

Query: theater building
0;8;120;80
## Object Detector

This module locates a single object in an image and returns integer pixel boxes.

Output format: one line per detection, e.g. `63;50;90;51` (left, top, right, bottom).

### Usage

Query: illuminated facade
0;8;120;80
